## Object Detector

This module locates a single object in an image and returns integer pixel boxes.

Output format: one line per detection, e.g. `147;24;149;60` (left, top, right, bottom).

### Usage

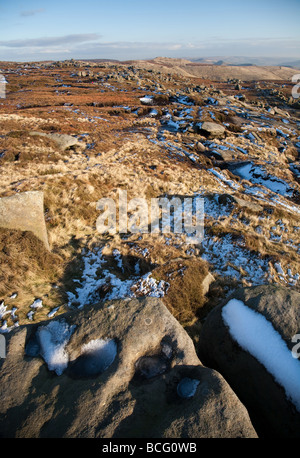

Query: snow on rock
222;299;300;412
208;168;240;190
37;319;76;375
140;96;153;105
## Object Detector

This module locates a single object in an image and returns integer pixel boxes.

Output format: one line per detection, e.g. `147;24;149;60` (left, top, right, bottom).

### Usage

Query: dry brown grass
0;228;63;298
151;258;209;325
0;129;61;164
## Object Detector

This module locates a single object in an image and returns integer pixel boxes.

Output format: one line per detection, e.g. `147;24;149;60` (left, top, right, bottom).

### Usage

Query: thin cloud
20;8;45;17
76;41;188;51
0;34;299;61
0;34;102;48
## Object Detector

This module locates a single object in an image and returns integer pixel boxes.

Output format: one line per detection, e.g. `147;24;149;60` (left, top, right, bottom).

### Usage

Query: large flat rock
0;297;257;438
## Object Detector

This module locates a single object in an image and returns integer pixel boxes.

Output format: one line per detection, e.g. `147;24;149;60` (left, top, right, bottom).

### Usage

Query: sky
0;0;299;62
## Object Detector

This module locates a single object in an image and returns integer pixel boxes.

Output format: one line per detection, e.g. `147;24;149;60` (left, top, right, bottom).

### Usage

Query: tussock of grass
152;258;209;325
0;228;62;298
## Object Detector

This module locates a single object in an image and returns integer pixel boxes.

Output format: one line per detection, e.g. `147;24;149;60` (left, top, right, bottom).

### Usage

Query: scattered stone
140;96;153;105
195;141;206;153
198;122;226;139
207;148;239;162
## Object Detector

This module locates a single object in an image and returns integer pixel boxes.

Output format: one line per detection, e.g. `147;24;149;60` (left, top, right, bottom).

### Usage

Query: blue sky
0;0;299;61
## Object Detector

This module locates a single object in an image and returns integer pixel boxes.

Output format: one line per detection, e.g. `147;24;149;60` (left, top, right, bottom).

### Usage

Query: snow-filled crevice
222;299;300;412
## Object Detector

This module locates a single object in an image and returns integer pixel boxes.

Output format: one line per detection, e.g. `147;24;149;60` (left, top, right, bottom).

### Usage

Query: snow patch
201;232;268;284
209;168;240;190
67;248;169;309
30;298;43;309
233;162;294;198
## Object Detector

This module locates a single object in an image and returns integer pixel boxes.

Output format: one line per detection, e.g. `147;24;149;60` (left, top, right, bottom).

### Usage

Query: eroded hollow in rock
25;332;40;357
133;336;175;381
67;338;117;378
177;377;200;399
135;355;168;379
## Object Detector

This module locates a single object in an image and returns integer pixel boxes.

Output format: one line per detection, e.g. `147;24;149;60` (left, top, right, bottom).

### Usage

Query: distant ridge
188;56;300;68
131;57;299;81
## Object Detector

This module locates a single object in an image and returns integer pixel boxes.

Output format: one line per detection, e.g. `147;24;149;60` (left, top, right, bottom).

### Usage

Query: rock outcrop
198;285;300;438
0;297;257;438
0;191;50;250
29;132;84;151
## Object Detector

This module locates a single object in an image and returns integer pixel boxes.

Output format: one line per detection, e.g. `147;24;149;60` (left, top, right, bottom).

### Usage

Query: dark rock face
198;285;300;438
0;297;257;438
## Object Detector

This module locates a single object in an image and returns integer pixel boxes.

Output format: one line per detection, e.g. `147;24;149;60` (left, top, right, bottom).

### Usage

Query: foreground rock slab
0;297;257;438
198;285;300;438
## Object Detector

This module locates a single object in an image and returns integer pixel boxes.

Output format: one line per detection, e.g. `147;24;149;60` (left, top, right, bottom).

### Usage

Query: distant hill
281;60;300;69
189;56;300;68
133;57;299;81
179;64;298;81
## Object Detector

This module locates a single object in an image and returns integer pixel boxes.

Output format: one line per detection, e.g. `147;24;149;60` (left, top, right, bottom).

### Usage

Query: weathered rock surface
0;297;257;438
0;191;49;250
198;285;300;438
198;121;226;139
